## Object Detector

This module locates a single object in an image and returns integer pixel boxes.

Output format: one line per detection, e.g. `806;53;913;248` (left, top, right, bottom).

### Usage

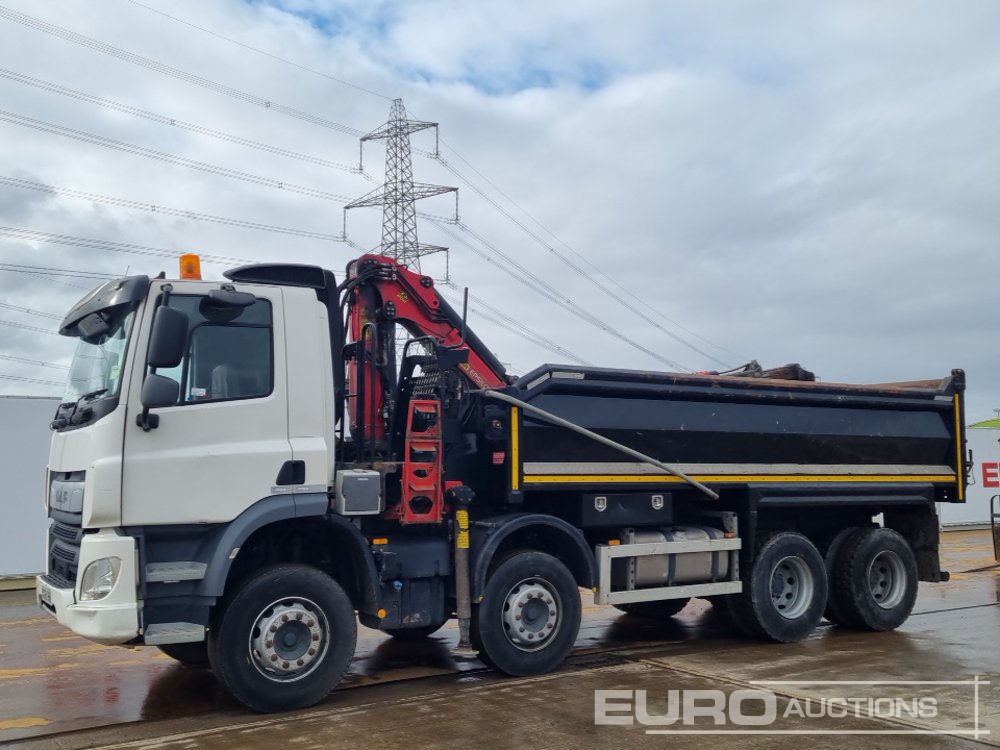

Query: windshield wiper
50;401;76;430
68;388;109;426
79;387;108;403
51;388;110;429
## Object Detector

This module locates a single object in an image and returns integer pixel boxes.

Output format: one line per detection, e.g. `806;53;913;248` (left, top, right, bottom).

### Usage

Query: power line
0;301;62;320
0;67;370;178
0;182;593;362
0;353;68;370
0;109;353;203
6;270;90;291
114;0;735;367
0;223;593;369
430;219;691;371
0;226;252;265
125;0;392;101
0;261;118;280
0;318;60;335
0;372;63;387
435;142;749;364
0;111;693;369
442;284;591;366
0;214;594;369
0;6;366;138
0;6;722;371
0;174;344;243
434;154;733;368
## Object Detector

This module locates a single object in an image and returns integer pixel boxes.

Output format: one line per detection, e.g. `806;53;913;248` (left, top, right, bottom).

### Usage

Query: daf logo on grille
651;494;665;510
594;496;608;512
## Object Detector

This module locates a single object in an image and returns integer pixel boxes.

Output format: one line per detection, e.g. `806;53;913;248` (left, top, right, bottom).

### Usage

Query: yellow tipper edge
955;393;965;501
511;406;520;491
523;474;957;485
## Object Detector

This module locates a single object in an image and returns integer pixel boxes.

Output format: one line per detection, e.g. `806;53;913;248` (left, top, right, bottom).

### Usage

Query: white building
945;422;1000;528
0;395;59;579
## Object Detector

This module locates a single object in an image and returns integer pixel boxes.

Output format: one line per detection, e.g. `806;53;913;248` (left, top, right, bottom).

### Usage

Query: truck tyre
613;599;689;619
384;622;446;640
819;527;861;626
829;527;918;631
472;550;581;677
728;531;827;642
208;564;357;713
157;642;210;667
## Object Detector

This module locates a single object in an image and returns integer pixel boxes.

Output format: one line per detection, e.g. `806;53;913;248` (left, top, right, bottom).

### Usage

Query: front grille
48;519;82;588
42;571;73;590
51;522;82;544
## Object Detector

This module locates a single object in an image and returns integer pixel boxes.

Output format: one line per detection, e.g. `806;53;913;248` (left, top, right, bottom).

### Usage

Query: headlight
79;557;122;602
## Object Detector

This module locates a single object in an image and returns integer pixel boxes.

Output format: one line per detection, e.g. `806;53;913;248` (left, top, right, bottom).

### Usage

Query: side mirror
140;374;179;409
147;307;188;368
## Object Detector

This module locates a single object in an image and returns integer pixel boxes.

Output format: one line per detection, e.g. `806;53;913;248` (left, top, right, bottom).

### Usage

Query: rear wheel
157;642;210;667
819;526;862;625
472;551;581;676
727;531;827;642
208;564;357;712
613;598;690;619
830;527;918;631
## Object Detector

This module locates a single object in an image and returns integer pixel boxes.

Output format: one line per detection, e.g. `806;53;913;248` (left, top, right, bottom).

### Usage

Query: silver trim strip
145;562;207;583
524;373;551;390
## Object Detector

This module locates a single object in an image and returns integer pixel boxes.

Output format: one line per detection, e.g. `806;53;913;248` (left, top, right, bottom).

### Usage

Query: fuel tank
611;526;731;589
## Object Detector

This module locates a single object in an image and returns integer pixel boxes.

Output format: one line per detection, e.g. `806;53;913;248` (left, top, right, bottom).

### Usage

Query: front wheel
472;551;581;676
208;564;357;712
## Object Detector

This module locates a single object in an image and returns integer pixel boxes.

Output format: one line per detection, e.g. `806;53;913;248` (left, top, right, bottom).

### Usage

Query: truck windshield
62;304;137;404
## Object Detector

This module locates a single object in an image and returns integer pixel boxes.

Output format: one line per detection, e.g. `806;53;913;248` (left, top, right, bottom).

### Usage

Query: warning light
179;253;202;280
372;538;389;546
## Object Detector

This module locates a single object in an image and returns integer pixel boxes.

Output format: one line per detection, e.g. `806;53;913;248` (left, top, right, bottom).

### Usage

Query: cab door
121;282;291;527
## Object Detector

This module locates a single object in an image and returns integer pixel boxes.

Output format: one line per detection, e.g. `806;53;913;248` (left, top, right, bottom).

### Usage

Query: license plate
38;581;52;607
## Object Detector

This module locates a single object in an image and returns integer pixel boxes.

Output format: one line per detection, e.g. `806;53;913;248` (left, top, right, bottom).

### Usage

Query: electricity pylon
344;98;457;273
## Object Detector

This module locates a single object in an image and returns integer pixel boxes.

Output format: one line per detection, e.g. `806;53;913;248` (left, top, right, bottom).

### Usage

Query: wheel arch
883;503;946;582
196;494;380;614
470;513;596;601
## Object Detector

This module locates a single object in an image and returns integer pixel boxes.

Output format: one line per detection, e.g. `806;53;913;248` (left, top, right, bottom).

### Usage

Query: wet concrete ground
1;530;998;749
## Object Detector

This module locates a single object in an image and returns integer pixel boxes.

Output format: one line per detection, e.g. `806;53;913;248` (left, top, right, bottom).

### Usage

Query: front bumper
37;528;140;646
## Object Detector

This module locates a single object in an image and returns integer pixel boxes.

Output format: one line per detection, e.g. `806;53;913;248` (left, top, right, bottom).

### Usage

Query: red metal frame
346;254;507;443
385;399;445;524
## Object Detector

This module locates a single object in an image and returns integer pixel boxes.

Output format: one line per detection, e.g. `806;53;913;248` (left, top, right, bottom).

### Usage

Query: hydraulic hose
480;389;720;501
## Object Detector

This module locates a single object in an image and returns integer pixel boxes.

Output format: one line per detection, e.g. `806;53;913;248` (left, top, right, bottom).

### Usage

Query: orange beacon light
179;253;202;280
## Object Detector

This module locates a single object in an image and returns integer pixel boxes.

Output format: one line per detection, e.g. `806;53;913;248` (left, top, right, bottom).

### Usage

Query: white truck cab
38;268;337;647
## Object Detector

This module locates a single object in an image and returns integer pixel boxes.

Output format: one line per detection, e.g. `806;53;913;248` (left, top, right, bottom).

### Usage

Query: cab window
156;295;273;404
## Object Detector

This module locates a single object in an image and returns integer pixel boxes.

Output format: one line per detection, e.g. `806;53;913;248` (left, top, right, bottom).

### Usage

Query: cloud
0;0;997;424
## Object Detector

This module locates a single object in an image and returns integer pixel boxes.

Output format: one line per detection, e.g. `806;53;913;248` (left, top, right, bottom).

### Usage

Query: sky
0;1;998;421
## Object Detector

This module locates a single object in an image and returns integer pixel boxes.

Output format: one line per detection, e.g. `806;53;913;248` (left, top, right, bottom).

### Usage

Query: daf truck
37;253;968;711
